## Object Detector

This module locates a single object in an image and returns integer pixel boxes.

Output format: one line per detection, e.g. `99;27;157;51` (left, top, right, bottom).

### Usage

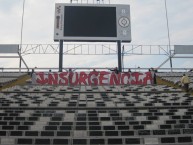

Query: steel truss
19;44;193;71
21;44;173;56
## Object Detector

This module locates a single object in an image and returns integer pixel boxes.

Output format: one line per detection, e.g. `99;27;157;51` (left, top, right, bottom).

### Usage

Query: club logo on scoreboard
56;16;60;29
55;5;63;35
56;6;61;14
119;17;130;28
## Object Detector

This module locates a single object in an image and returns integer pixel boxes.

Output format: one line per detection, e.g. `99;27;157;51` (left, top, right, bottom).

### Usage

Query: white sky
0;0;193;71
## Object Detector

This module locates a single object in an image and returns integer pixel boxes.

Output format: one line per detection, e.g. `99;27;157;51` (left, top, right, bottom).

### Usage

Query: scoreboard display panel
54;4;131;42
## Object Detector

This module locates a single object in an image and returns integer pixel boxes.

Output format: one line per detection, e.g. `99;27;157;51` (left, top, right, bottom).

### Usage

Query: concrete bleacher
0;72;27;87
157;72;193;90
1;83;193;145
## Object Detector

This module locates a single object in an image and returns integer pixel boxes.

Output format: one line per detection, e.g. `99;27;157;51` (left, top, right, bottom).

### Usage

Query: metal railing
0;67;192;73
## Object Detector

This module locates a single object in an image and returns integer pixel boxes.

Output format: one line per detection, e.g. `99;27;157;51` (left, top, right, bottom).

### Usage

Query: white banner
32;71;153;86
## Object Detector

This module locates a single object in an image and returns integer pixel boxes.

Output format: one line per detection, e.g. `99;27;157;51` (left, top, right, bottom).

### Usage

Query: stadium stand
1;0;193;144
157;72;193;90
0;72;28;88
1;75;193;145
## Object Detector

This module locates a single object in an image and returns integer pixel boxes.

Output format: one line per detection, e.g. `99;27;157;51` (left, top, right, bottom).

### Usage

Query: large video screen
54;4;131;42
64;6;117;37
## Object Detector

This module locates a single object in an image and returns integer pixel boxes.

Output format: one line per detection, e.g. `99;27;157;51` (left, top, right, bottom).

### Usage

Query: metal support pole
59;40;63;72
19;0;25;72
169;55;173;71
122;45;125;72
164;0;173;71
19;51;22;72
117;40;122;72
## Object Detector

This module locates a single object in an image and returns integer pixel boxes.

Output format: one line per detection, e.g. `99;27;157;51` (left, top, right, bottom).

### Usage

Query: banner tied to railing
32;71;154;85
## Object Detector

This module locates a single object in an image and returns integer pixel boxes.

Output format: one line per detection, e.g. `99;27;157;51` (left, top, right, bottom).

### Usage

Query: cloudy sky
0;0;193;71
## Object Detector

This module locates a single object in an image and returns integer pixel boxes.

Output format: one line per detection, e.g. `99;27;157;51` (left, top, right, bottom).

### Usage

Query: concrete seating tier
157;72;193;90
0;84;193;145
0;72;27;87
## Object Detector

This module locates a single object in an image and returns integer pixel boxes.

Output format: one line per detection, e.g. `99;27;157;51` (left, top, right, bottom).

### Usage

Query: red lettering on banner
36;72;48;85
143;72;153;84
33;71;153;86
69;72;79;86
131;72;143;85
48;73;58;85
99;71;110;85
109;73;121;85
79;72;88;85
121;72;131;85
59;72;68;85
88;71;99;85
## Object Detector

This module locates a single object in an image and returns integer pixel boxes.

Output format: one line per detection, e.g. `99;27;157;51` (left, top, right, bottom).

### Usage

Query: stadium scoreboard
54;4;131;42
